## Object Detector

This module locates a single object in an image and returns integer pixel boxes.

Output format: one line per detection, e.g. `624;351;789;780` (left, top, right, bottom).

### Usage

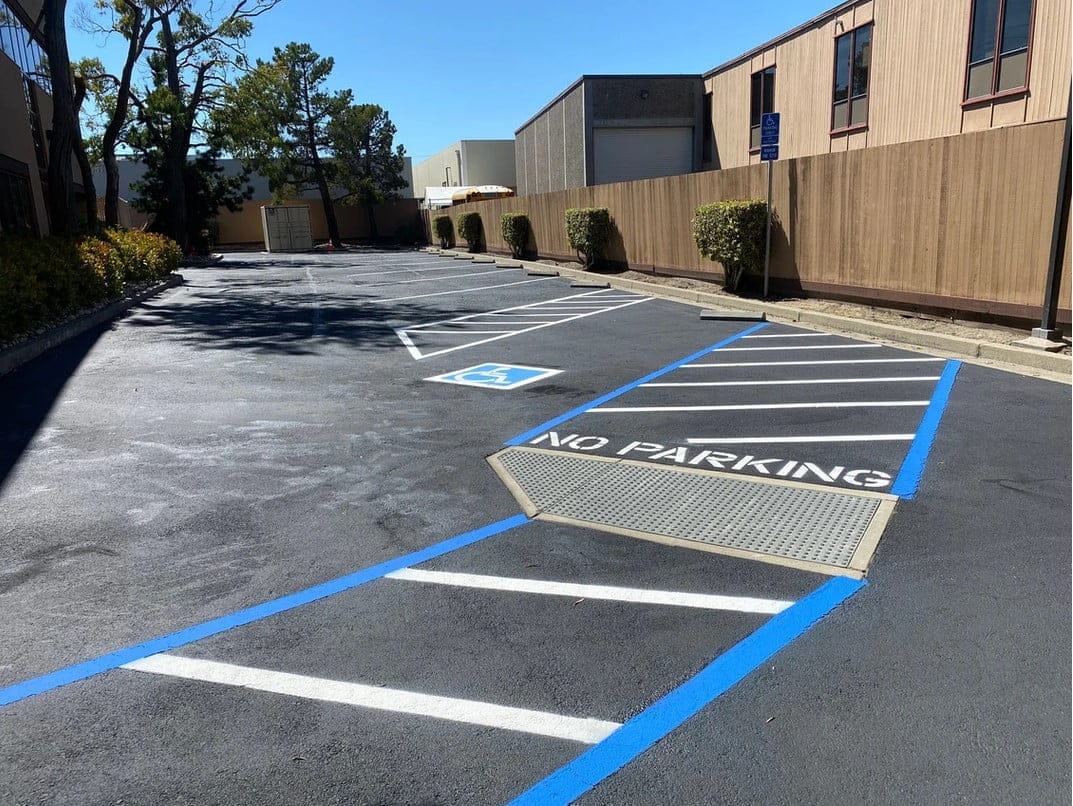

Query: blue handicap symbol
431;363;560;390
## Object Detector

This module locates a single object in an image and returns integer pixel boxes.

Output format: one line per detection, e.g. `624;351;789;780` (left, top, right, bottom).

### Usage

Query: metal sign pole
759;112;779;300
763;158;773;299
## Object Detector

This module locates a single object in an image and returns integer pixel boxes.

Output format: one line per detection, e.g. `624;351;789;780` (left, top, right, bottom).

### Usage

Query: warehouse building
0;0;63;236
513;0;1067;189
703;0;1069;169
514;75;704;196
410;140;515;199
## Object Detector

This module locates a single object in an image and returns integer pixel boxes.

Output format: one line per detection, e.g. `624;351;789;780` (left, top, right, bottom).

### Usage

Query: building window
702;92;714;162
749;66;775;150
0;6;50;92
965;0;1033;101
0;166;36;237
832;23;872;132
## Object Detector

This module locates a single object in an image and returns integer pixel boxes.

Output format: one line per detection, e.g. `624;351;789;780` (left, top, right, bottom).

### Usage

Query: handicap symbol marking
425;362;563;390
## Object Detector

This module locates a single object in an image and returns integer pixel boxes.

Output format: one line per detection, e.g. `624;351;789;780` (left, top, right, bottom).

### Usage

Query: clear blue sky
67;0;836;162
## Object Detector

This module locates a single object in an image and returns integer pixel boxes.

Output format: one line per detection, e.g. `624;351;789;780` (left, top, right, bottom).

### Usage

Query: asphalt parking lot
1;249;1069;805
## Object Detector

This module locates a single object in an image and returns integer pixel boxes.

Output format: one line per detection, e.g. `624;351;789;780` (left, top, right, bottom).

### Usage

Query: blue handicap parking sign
425;362;563;390
760;112;780;145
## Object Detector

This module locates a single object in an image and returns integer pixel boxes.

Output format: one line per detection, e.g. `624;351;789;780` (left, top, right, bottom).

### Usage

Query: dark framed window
964;0;1034;102
832;23;872;132
749;66;775;150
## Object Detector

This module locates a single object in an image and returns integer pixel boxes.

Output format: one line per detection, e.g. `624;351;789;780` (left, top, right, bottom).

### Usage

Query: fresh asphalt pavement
0;250;1069;804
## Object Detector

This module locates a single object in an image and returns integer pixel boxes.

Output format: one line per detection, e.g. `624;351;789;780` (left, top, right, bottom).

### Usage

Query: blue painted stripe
891;360;961;498
507;575;866;806
504;322;769;446
0;514;529;708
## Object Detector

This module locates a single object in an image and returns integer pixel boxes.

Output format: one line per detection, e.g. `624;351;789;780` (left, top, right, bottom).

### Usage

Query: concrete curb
0;274;184;377
489;256;1071;379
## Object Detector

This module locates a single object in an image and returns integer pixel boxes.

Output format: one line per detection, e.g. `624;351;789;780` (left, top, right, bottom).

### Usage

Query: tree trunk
104;155;121;228
74;135;97;230
72;73;96;231
365;202;378;242
102;5;146;228
166;140;188;251
42;0;77;235
310;150;340;247
317;177;341;247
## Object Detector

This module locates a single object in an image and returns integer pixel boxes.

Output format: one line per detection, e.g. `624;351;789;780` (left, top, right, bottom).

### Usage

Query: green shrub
455;212;482;252
0;229;181;344
564;207;611;268
691;200;768;293
501;212;530;258
104;228;181;284
432;215;453;248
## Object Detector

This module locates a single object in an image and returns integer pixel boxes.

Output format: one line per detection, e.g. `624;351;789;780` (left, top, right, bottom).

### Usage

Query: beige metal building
703;0;1071;169
410;140;516;199
0;0;55;236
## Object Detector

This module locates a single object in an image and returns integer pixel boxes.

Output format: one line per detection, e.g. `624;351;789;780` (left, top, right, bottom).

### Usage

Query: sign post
760;112;780;299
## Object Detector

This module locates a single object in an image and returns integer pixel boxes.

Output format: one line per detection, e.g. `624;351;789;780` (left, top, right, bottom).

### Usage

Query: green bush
455;212;483;252
104;228;181;284
0;229;181;344
501;212;530;258
432;215;453;248
564;207;611;268
692;200;768;293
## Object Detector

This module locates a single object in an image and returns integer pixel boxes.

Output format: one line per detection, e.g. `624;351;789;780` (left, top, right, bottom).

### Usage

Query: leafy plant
455;212;483;252
432;215;453;248
564;207;611;268
691;200;768;292
501;212;530;258
0;230;181;343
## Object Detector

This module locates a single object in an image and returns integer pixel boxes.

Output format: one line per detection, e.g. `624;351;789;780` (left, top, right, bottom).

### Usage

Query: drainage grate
488;447;896;577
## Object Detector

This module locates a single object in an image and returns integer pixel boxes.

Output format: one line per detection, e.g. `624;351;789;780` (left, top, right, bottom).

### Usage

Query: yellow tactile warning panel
488;447;896;578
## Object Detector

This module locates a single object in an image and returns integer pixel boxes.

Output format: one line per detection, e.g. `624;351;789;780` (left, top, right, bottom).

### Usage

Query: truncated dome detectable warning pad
488;447;897;577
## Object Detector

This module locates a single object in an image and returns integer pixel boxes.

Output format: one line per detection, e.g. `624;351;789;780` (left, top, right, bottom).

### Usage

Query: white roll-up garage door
593;126;694;185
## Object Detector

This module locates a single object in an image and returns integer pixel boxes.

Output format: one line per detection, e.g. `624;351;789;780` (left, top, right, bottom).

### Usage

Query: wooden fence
216;198;422;245
427;119;1071;324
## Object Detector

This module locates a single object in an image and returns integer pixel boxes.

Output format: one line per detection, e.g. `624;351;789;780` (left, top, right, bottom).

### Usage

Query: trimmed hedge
691;200;768;293
0;229;181;344
564;207;611;268
455;212;482;252
501;212;529;258
432;215;453;248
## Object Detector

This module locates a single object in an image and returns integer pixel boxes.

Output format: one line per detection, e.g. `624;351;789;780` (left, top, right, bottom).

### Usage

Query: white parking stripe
686;434;917;444
356;268;517;287
741;333;830;338
396;291;649;359
590;401;929;412
346;264;475;278
377;277;555;303
409;330;515;335
385;569;792;614
682;358;945;368
124;655;619;744
713;344;881;352
642;376;942;387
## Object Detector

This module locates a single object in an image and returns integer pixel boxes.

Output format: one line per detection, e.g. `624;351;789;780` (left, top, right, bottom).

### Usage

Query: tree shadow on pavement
123;290;486;355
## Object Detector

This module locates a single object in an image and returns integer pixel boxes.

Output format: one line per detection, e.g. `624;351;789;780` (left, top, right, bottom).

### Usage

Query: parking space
510;322;959;497
1;249;1068;805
